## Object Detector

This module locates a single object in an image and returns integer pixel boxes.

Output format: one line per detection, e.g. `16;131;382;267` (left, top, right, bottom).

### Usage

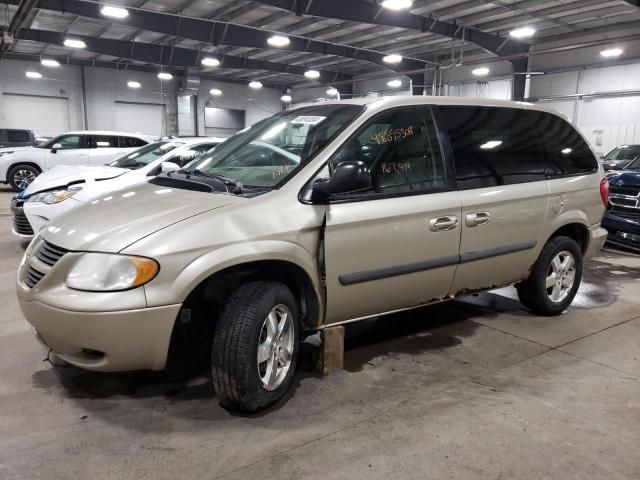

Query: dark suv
0;129;36;148
601;144;640;172
603;156;640;251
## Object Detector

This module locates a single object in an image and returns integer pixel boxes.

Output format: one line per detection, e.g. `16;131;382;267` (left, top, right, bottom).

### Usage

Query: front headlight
27;187;82;204
67;253;159;291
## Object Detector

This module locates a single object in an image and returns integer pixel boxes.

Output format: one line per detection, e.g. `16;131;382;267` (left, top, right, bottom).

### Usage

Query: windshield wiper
181;169;244;194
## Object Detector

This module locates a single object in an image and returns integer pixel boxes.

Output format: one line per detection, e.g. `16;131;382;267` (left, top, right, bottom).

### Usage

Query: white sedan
11;137;224;239
0;131;157;191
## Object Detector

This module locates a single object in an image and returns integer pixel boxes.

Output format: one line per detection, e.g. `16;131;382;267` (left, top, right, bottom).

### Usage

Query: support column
409;73;425;96
511;58;529;101
336;82;353;99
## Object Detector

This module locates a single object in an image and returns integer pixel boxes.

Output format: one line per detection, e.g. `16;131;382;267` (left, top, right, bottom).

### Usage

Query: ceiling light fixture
127;81;141;89
387;79;402;88
381;0;413;11
25;71;42;79
383;54;403;64
100;5;129;19
509;27;535;39
480;140;502;150
600;48;623;58
281;94;292;103
64;38;86;49
201;57;220;67
157;72;173;80
326;87;339;96
210;88;222;96
267;35;290;47
472;67;490;76
249;81;263;89
304;69;320;80
41;59;60;67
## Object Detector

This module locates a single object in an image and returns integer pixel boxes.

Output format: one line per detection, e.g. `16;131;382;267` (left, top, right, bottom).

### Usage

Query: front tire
8;164;39;191
517;236;583;316
211;281;299;412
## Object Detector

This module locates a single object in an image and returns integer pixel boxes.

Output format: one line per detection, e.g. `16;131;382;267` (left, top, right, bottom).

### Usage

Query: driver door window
56;135;86;150
331;107;446;198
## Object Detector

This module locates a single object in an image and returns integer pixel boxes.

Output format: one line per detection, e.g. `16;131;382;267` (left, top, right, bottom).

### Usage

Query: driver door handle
429;215;458;232
465;211;491;227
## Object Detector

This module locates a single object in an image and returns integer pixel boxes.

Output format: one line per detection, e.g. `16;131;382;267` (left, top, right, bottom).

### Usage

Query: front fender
142;240;323;312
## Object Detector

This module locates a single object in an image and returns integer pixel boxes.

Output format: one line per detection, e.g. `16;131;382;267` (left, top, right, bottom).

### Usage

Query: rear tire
211;281;299;413
8;164;39;191
517;236;583;316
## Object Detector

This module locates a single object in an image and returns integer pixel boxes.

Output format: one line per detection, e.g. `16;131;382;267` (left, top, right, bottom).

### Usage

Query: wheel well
548;223;589;254
165;260;320;371
8;162;42;175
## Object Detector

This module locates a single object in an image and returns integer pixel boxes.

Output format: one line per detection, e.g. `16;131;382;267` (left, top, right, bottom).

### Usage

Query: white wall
197;79;283;137
0;58;284;139
0;58;84;136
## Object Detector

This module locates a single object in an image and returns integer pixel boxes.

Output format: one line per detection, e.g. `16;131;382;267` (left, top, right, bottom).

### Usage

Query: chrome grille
24;267;45;289
22;241;68;289
610;205;640;221
35;241;68;267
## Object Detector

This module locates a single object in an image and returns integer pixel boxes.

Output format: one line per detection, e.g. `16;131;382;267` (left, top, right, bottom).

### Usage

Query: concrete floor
1;186;639;480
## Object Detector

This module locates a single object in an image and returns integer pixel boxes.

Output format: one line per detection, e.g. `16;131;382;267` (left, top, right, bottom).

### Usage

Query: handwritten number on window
370;126;414;145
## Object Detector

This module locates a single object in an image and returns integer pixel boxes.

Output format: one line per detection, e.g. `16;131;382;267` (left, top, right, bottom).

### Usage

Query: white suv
11;137;224;238
0;131;156;191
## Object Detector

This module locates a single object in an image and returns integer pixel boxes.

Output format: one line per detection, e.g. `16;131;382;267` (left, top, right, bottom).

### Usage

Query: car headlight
27;187;82;204
0;151;14;157
67;253;159;291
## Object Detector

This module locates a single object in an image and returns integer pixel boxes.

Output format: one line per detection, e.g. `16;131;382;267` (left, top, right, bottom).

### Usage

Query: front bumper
19;298;181;372
602;211;640;252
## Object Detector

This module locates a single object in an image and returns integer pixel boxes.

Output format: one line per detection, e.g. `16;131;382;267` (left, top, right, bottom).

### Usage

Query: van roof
299;95;570;120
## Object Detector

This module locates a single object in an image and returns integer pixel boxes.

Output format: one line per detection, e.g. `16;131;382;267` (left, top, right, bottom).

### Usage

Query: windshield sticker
371;126;414;145
291;116;326;125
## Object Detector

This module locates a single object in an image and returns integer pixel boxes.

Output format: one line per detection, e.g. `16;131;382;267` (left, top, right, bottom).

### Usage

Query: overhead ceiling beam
16;0;429;71
621;0;640;6
0;0;39;59
4;51;289;87
15;28;353;83
253;0;530;57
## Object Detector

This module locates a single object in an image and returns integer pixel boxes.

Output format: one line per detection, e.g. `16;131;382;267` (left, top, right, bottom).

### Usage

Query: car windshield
625;156;640;171
181;104;364;188
108;142;183;169
604;145;640;161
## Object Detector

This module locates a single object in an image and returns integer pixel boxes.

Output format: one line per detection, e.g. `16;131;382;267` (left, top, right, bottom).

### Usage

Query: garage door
1;93;70;137
114;102;164;137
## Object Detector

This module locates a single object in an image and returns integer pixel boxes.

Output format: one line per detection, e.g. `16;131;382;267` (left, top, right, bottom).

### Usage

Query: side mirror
313;160;372;199
161;161;180;173
51;143;62;153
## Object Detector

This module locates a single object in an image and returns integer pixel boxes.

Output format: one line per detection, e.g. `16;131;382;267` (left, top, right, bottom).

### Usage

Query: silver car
17;97;608;412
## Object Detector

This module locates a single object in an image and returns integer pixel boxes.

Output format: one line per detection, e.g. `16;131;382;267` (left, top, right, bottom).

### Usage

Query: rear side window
89;135;118;148
526;111;598;176
120;136;148;148
7;130;31;143
438;106;545;190
330;106;446;197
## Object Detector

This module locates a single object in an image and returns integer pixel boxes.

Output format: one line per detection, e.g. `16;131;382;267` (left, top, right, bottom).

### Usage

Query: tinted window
7;130;31;143
330;106;445;197
439;106;545;190
89;135;118;148
603;145;640;161
527;111;597;176
120;136;148;148
108;142;183;169
55;135;85;150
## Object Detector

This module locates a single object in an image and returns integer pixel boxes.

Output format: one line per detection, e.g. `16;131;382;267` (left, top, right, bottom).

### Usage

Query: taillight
599;177;609;207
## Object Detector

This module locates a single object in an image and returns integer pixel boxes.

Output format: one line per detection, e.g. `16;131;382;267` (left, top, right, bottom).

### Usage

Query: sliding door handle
429;215;458;232
466;212;491;227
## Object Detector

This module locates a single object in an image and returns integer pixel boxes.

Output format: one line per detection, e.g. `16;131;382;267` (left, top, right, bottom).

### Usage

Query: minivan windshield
181;104;364;188
604;145;640;161
108;142;183;169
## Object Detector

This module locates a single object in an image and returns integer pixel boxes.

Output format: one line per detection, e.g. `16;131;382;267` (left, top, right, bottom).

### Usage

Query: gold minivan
17;97;608;412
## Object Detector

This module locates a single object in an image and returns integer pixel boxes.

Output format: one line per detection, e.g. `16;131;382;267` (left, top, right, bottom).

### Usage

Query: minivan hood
39;182;236;252
24;165;129;196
